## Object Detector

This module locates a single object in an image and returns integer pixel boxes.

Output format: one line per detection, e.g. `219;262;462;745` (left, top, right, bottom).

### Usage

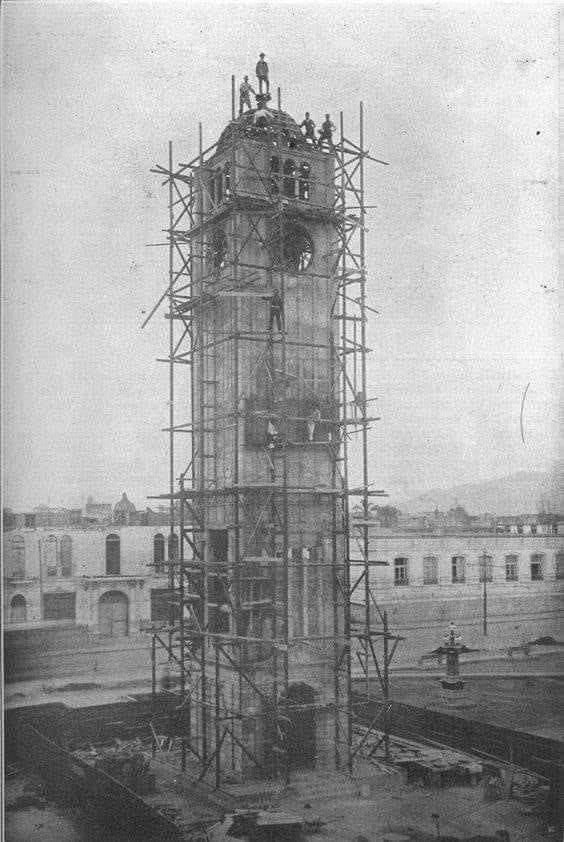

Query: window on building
530;554;544;581
209;529;228;563
478;554;493;583
24;514;36;528
10;594;27;623
394;557;409;586
451;556;466;583
224;162;231;197
44;535;58;576
270;156;280;193
209;172;215;204
556;552;564;580
8;536;25;578
168;532;179;563
215;168;223;204
240;577;270;658
60;535;72;577
283;159;297;197
423;556;438;584
43;592;76;621
150;588;175;624
298;162;311;200
105;533;121;575
153;533;165;574
505;554;519;581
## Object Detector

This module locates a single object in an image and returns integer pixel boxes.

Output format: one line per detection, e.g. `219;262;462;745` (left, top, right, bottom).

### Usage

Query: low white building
3;525;173;636
351;530;564;666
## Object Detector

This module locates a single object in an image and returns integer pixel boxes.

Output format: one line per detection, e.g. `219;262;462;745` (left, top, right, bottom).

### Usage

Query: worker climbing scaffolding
307;408;321;442
265;287;284;333
264;418;280;472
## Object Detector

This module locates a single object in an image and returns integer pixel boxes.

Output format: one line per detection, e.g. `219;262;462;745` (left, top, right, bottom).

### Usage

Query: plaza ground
5;760;551;842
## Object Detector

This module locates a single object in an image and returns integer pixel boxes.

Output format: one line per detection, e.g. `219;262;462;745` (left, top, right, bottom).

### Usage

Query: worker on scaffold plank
300;112;316;146
318;114;336;150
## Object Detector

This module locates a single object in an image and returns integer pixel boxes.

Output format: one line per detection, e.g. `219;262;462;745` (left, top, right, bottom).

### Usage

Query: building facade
3;525;172;636
352;531;564;667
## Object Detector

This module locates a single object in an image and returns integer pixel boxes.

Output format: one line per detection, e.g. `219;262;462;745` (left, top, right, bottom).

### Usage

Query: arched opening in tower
281;682;317;770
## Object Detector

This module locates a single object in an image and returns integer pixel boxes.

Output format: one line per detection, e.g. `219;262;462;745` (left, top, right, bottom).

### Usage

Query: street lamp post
483;573;487;636
440;621;465;707
479;551;492;637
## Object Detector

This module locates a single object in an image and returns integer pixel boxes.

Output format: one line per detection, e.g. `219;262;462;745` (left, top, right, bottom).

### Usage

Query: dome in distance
114;492;136;514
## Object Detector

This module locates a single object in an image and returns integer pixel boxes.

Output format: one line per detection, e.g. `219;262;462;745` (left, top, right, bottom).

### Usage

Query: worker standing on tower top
239;75;255;116
318;114;336;149
256;52;270;95
300;112;316;146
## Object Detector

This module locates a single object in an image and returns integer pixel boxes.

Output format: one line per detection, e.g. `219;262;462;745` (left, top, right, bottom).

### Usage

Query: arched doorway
281;683;316;770
10;594;27;623
98;591;129;637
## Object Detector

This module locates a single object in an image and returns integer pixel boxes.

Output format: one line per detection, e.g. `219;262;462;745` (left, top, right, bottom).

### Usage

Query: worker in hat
318;114;336;149
239;75;255;116
256;52;270;95
300;112;316;146
268;287;284;333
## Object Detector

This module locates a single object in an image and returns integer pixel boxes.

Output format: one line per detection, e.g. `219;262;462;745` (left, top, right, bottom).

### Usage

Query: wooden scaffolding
143;89;400;785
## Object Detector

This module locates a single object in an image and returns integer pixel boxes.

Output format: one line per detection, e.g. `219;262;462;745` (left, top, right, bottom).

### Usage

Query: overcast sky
2;1;560;511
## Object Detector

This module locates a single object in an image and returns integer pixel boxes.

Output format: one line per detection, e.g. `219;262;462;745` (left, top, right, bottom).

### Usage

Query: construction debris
76;740;156;795
353;726;483;788
209;808;304;841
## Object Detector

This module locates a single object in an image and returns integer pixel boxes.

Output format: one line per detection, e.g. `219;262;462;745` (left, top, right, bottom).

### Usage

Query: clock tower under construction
145;67;393;785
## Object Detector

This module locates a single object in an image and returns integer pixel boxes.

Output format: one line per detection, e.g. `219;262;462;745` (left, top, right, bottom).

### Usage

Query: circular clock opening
272;222;313;273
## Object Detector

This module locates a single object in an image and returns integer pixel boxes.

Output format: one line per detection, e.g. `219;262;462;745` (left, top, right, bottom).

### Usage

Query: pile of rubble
75;738;155;795
352;727;483;788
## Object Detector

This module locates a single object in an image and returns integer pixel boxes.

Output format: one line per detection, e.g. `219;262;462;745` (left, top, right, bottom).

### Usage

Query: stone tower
150;81;377;784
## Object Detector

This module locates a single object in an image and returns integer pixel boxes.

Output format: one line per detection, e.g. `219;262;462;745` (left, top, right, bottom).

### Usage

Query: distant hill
400;469;563;516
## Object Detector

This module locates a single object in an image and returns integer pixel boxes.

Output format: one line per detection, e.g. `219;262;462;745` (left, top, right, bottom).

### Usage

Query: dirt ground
380;653;564;741
275;765;551;842
5;649;562;841
5;763;551;842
